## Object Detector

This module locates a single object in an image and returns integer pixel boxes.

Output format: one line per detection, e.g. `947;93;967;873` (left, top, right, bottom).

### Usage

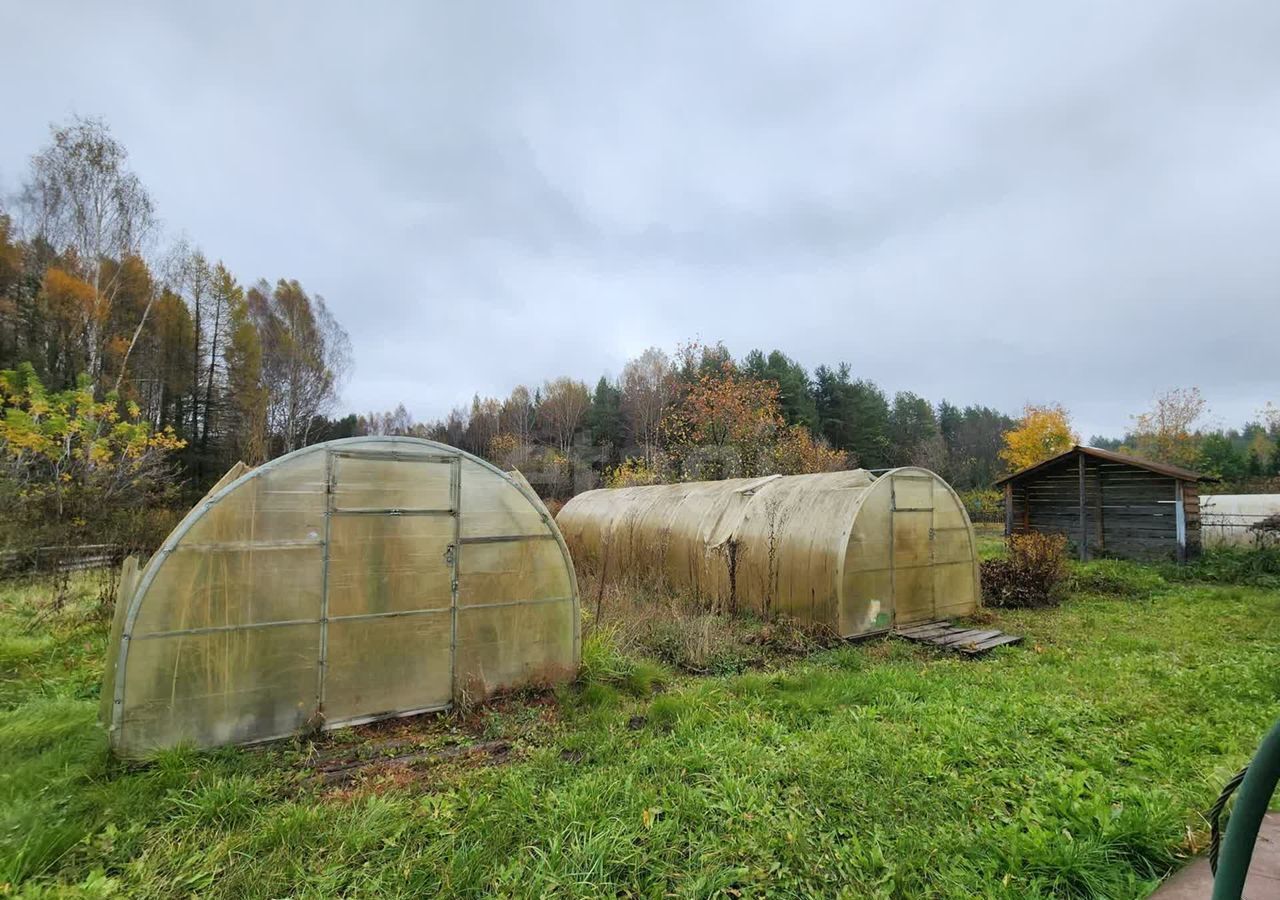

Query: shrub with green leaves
0;363;185;556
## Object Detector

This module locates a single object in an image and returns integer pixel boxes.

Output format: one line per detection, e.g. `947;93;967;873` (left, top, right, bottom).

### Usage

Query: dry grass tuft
577;569;839;675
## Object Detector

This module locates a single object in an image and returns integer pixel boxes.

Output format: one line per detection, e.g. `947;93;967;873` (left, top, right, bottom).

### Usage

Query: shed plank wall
1007;451;1198;560
1009;455;1102;552
1097;465;1177;559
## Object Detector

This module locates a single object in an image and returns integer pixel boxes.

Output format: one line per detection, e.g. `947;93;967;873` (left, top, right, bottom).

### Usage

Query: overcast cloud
3;1;1278;439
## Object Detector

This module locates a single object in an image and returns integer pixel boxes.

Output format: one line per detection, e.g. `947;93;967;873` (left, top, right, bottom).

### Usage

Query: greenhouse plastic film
455;599;577;697
557;467;979;637
323;613;453;724
120;623;321;753
326;515;454;617
133;545;324;634
105;437;579;756
458;539;573;606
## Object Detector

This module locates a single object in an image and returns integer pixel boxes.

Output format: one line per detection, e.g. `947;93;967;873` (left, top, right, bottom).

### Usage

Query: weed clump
1068;559;1168;598
640;614;757;674
646;695;686;731
577;570;840;676
981;532;1069;608
1162;546;1280;589
577;629;670;696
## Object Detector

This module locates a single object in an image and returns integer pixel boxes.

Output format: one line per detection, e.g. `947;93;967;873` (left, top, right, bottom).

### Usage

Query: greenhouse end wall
101;437;580;757
555;467;979;637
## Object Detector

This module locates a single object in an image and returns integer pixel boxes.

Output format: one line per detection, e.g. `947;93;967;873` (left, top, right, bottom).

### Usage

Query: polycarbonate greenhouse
101;437;579;757
556;467;979;637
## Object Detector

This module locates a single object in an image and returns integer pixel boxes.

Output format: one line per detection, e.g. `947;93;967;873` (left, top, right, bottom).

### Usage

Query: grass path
0;575;1277;898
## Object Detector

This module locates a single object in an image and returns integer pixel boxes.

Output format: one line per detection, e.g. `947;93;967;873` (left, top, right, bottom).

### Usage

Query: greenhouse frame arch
101;437;580;757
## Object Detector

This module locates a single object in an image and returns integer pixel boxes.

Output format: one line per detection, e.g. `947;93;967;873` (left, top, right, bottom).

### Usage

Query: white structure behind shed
1200;494;1280;548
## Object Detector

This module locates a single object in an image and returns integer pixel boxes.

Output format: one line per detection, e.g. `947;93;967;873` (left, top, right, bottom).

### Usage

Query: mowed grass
1;572;1277;898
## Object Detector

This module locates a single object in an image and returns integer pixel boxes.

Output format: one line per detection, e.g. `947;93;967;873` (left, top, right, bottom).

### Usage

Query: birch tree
540;377;590;454
245;279;352;453
621;347;675;464
22;117;155;392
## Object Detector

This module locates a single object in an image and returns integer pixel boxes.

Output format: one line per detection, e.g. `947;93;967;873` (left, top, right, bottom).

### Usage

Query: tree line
0;117;352;552
0;118;352;472
360;357;1279;502
356;341;1019;498
1089;388;1280;489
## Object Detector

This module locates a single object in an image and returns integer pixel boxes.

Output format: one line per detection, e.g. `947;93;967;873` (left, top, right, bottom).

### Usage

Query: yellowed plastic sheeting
103;437;579;757
556;467;980;637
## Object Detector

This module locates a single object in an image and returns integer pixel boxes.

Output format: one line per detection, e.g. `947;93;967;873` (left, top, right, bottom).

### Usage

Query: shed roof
993;444;1211;486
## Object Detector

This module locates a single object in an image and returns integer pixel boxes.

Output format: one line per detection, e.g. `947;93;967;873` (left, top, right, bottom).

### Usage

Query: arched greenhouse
100;437;579;757
556;467;979;637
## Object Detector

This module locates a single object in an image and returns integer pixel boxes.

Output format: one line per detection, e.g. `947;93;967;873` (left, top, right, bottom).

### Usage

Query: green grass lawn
1;568;1277;898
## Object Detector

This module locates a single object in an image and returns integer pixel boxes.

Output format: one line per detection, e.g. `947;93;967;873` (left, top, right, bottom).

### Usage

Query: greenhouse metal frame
102;436;580;757
556;467;980;637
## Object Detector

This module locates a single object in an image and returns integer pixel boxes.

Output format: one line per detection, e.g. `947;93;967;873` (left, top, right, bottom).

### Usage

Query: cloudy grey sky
3;1;1278;440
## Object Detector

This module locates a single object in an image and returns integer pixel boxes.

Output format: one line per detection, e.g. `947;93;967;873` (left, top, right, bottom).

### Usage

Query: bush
0;364;185;558
981;532;1069;608
1249;513;1280;549
959;488;1004;524
605;457;661;488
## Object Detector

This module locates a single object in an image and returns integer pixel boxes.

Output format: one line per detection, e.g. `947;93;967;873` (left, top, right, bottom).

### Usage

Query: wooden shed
994;446;1211;562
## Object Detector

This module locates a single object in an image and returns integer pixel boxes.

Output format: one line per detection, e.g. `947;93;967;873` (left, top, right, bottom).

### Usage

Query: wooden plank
932;628;993;645
901;622;952;637
1098;528;1178;538
936;629;1003;647
898;623;953;639
1004;483;1013;536
961;634;1024;654
1078;452;1088;560
894;622;1024;656
919;627;983;644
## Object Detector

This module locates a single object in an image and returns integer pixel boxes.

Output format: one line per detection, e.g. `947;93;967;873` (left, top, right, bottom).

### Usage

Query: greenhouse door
319;449;460;728
890;473;936;625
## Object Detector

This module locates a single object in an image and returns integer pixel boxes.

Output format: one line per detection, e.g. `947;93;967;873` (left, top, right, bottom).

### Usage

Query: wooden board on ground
895;620;1022;655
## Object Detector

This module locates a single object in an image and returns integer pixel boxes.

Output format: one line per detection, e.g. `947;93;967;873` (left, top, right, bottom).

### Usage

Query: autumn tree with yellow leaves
999;404;1078;472
1128;387;1206;469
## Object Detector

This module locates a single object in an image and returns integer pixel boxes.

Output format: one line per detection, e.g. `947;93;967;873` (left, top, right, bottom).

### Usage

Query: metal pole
449;455;461;704
317;450;334;720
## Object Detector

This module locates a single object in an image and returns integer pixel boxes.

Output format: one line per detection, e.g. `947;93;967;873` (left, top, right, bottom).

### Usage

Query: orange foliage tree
999;404;1077;472
770;423;847;474
663;362;844;479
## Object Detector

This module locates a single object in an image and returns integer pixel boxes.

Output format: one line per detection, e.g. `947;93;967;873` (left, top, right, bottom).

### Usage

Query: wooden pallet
894;621;1022;655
